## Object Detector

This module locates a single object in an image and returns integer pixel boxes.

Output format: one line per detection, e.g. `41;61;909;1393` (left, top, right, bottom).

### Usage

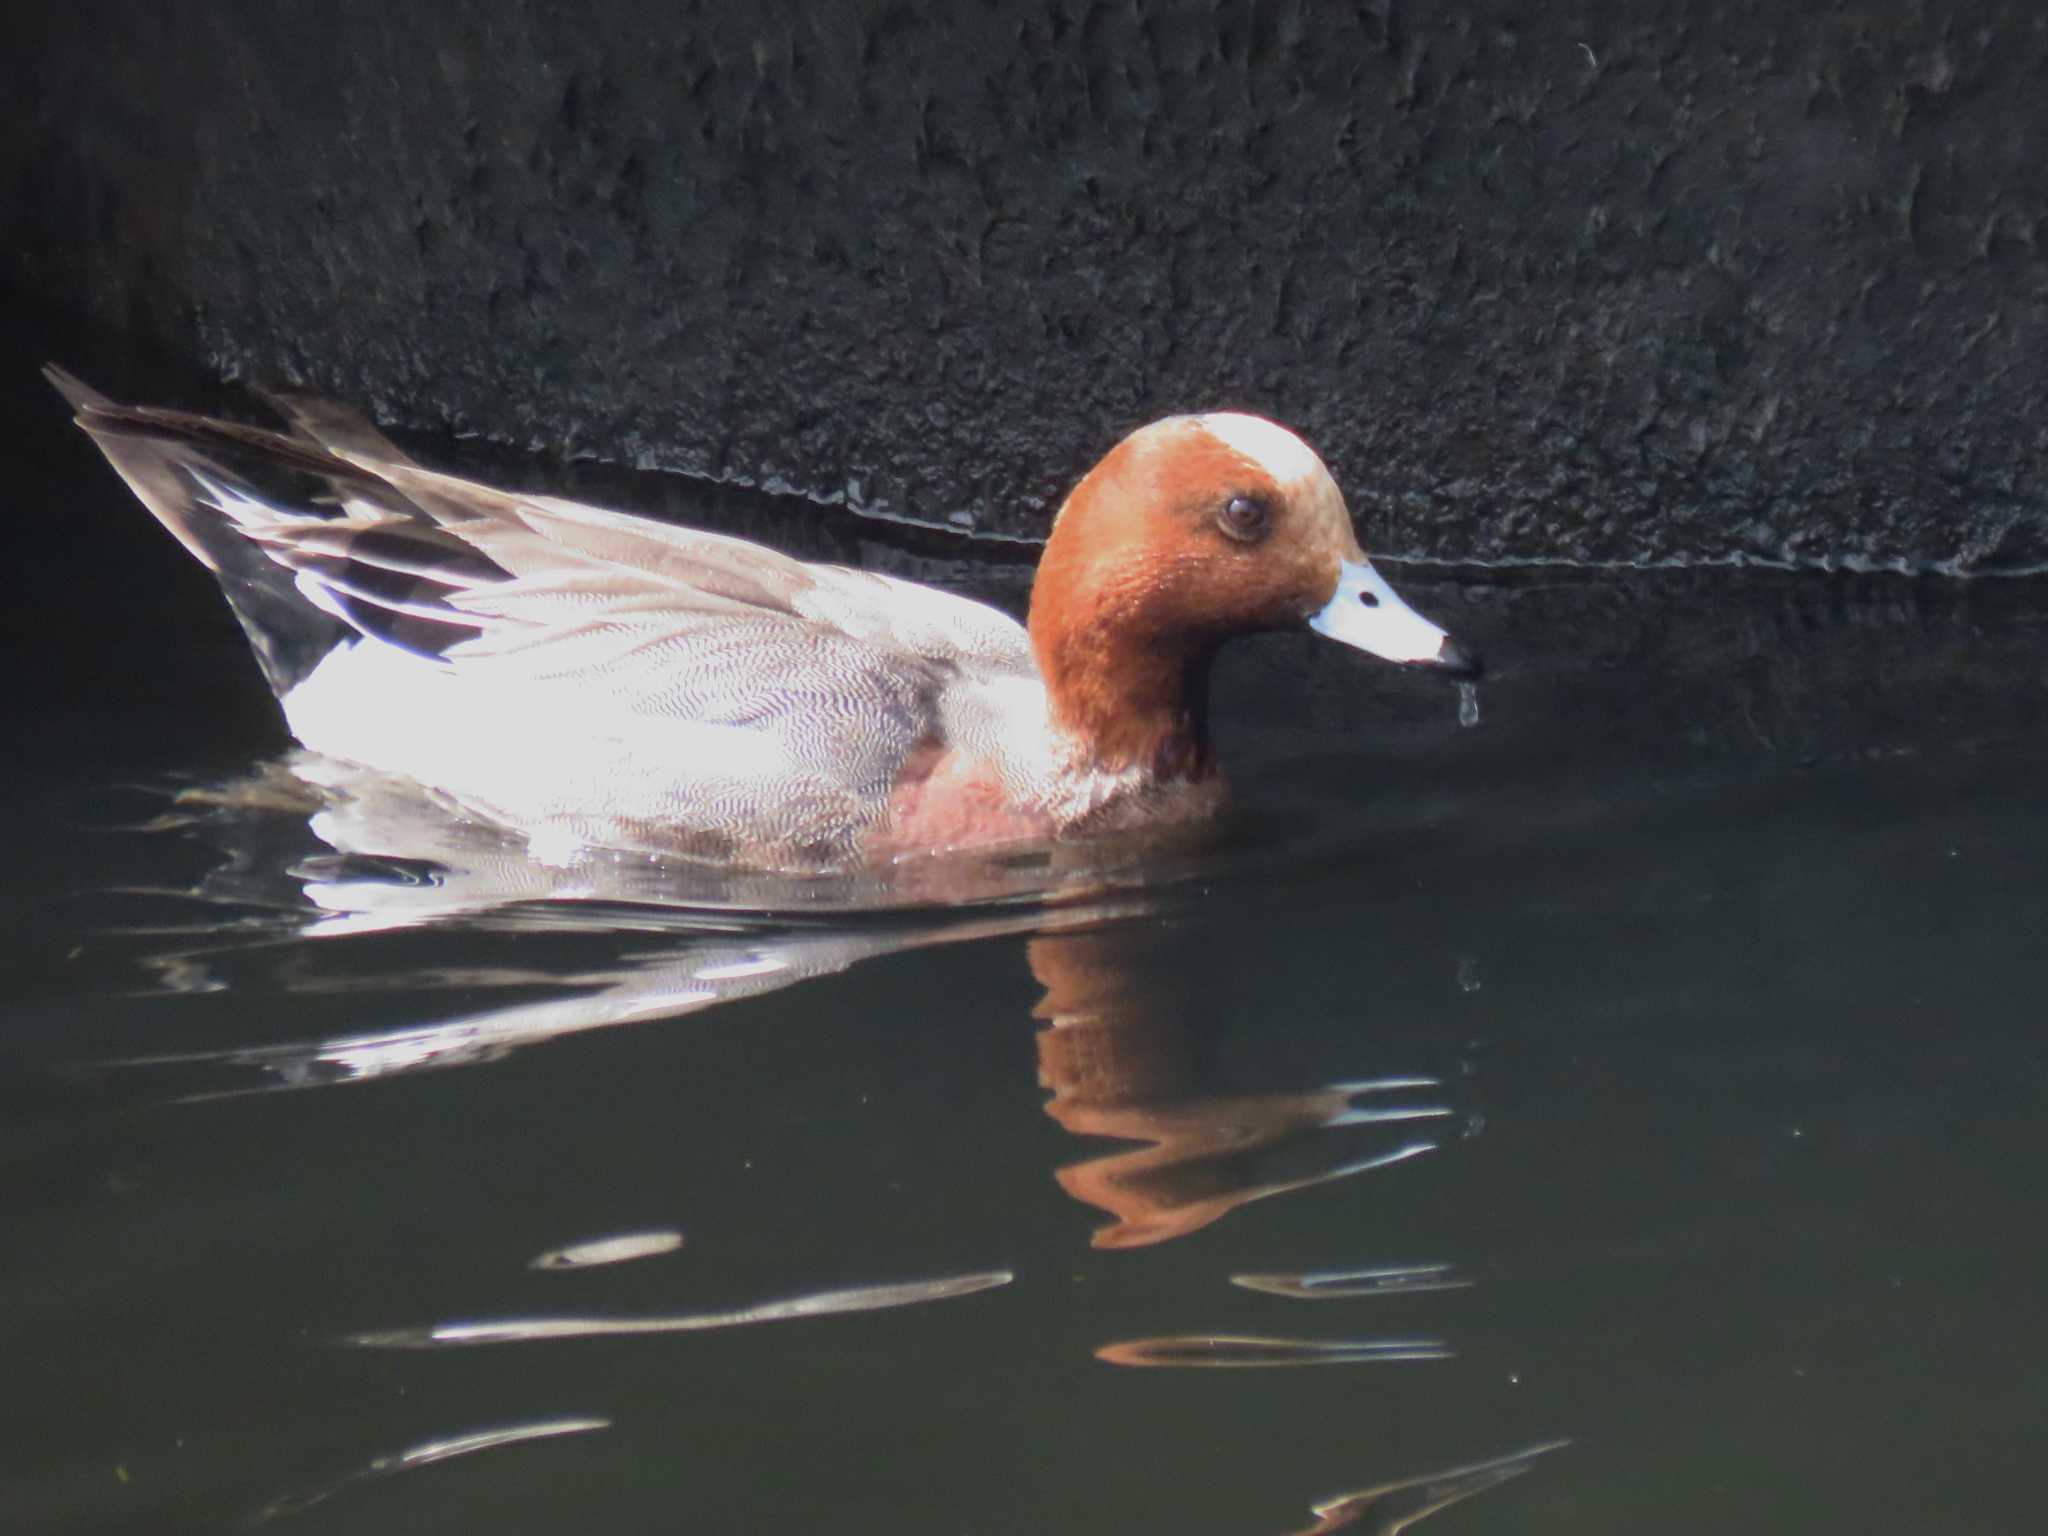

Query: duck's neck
1028;557;1218;781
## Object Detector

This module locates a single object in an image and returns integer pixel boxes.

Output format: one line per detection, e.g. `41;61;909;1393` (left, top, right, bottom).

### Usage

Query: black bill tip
1432;636;1484;680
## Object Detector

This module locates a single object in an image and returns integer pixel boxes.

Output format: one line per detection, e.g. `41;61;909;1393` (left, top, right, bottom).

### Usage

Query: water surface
6;365;2048;1532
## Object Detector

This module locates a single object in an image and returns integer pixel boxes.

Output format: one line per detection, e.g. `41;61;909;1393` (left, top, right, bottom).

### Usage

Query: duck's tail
47;366;495;699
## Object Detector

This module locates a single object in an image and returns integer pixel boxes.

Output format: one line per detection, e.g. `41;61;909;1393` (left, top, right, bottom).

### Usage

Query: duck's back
52;368;1050;869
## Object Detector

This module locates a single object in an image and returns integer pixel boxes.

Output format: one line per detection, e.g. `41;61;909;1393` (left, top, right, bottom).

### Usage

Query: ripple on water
1278;1439;1571;1535
247;1417;612;1524
529;1230;686;1270
347;1270;1014;1349
1230;1262;1473;1299
1093;1335;1453;1368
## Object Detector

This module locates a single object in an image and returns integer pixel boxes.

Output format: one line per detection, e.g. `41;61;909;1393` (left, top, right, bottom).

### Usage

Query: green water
6;372;2048;1532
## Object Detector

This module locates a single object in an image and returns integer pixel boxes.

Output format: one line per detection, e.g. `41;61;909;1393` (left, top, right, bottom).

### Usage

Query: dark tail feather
53;367;518;696
49;366;389;696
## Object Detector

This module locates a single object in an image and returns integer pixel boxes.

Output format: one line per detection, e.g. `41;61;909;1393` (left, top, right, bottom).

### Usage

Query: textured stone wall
8;1;2047;569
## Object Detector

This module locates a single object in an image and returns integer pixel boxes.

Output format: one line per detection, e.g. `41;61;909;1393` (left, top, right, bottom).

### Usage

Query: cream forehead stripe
1196;412;1330;491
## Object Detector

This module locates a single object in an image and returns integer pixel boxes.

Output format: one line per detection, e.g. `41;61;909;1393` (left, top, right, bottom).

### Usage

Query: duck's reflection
100;758;1468;1255
99;754;1160;1091
1030;927;1454;1249
104;759;1467;1265
87;761;1562;1532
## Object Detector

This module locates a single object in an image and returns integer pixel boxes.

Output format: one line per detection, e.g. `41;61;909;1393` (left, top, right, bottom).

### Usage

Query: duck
50;365;1478;872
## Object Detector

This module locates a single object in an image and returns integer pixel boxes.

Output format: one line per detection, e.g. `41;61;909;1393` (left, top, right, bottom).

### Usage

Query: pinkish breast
867;744;1053;862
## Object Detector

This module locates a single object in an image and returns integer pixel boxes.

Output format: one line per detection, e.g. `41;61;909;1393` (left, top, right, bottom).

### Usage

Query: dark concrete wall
9;1;2047;570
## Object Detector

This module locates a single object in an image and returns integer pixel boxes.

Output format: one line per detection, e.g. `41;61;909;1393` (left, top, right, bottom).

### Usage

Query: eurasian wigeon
51;366;1477;871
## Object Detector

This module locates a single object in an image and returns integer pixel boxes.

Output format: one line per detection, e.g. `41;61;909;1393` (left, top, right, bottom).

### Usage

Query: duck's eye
1217;495;1270;543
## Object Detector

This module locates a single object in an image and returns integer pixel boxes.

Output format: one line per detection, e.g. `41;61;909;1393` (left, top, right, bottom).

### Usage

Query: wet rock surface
8;1;2047;568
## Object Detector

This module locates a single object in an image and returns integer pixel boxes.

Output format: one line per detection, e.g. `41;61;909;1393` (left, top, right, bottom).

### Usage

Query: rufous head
1029;413;1476;775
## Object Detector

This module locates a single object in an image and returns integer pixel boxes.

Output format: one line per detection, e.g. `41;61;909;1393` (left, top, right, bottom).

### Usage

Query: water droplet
1457;680;1481;728
1456;954;1483;993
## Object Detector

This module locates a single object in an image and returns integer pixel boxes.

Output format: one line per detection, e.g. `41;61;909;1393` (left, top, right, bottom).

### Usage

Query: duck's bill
1309;559;1483;679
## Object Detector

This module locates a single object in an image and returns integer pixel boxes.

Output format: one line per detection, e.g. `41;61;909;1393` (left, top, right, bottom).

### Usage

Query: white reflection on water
530;1229;686;1270
348;1269;1013;1349
125;752;1205;927
1230;1263;1473;1300
1094;1335;1453;1368
85;754;1175;1095
120;919;1058;1093
79;757;1478;1273
247;1416;610;1524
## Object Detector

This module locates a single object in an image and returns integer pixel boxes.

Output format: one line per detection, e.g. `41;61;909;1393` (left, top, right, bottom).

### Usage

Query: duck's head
1029;412;1477;777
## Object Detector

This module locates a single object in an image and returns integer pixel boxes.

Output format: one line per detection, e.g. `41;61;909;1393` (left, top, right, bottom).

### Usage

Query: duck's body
269;524;1186;868
52;367;1472;871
